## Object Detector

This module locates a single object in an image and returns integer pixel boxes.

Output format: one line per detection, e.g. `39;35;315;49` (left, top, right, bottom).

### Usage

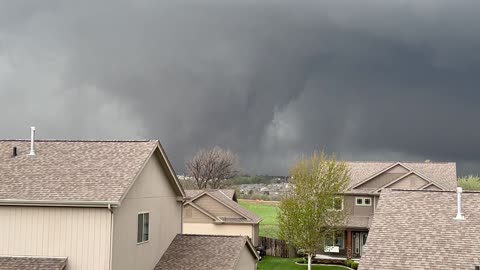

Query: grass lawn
258;256;347;270
239;200;280;238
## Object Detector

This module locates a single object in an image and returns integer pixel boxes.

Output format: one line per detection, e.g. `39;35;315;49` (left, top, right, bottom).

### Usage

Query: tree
186;146;239;189
278;151;350;270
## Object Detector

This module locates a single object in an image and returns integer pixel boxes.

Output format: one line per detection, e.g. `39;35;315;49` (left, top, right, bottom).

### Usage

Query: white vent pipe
454;187;464;220
29;126;36;156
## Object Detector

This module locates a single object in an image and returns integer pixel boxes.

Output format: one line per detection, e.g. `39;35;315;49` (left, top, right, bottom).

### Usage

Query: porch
319;229;369;259
313;253;360;264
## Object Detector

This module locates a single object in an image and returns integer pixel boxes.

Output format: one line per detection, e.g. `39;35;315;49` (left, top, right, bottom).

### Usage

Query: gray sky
1;0;479;176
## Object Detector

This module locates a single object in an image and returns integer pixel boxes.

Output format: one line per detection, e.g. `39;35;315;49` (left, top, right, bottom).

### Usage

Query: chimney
454;187;465;220
12;147;17;157
28;126;36;156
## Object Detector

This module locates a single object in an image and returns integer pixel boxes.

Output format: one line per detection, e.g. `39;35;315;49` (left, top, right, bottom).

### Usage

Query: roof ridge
391;189;480;194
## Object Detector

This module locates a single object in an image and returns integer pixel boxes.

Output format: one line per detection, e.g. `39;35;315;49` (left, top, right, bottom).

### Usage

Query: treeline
458;175;480;191
227;175;286;185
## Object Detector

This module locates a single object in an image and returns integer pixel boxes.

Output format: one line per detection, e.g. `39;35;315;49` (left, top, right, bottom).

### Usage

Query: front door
352;232;368;257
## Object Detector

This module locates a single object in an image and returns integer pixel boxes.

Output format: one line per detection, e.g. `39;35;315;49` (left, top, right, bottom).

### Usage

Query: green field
258;256;346;270
239;200;279;238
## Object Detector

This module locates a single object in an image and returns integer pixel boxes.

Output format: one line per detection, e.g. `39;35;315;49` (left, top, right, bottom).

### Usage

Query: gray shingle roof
154;234;258;270
0;256;67;270
185;189;236;201
360;190;480;270
0;140;178;204
347;161;457;190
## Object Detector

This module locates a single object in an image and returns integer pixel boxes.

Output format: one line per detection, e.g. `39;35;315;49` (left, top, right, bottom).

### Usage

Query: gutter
213;221;258;225
0;199;120;208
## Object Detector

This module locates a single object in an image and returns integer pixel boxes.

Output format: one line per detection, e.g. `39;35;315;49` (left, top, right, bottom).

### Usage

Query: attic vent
12;147;17;157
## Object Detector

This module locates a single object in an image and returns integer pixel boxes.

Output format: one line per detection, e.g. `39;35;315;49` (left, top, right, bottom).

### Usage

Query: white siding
111;152;182;270
0;207;112;270
183;223;253;240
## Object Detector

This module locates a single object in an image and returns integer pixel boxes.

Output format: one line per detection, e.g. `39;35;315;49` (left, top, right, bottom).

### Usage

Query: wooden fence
259;236;296;258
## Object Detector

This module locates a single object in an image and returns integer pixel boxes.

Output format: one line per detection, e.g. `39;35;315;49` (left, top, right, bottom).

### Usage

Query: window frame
137;212;150;244
324;231;345;249
355;197;372;206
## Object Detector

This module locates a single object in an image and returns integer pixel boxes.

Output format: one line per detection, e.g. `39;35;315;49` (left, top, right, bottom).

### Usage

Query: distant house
359;189;480;270
320;161;457;259
154;234;259;270
183;190;262;246
0;139;184;270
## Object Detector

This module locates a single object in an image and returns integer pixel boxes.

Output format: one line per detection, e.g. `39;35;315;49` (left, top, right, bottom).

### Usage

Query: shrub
351;262;359;269
344;260;354;267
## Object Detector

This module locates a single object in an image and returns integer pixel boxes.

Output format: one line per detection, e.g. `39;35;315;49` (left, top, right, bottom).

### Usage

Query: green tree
278;151;350;270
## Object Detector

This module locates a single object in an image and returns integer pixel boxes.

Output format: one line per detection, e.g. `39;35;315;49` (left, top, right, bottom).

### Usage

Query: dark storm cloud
1;0;480;175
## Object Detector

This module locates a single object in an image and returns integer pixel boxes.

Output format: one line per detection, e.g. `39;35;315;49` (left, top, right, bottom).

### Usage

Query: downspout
108;204;114;270
180;200;184;234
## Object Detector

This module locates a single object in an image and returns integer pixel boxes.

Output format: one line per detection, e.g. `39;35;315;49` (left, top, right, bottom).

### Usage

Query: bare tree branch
186;146;239;189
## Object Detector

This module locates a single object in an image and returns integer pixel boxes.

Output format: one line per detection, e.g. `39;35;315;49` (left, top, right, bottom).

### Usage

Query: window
333;197;344;211
355;197;372;206
325;231;345;248
137;212;149;243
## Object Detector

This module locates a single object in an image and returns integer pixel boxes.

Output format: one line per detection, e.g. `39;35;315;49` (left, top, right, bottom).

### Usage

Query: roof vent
454;187;465;220
28;126;36;156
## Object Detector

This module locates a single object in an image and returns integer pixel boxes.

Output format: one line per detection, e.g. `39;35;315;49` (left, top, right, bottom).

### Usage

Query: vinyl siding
355;165;409;190
235;246;257;270
183;205;214;223
344;195;374;216
388;174;428;189
424;184;441;190
252;224;259;246
194;195;242;218
111;152;182;270
355;173;406;189
0;206;111;270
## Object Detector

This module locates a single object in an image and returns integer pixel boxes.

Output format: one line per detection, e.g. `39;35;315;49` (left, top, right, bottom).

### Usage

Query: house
154;234;259;270
0;137;184;270
359;189;480;270
183;189;262;246
321;161;457;259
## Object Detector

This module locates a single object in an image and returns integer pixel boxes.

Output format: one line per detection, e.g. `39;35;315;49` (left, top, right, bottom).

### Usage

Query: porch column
346;229;352;259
